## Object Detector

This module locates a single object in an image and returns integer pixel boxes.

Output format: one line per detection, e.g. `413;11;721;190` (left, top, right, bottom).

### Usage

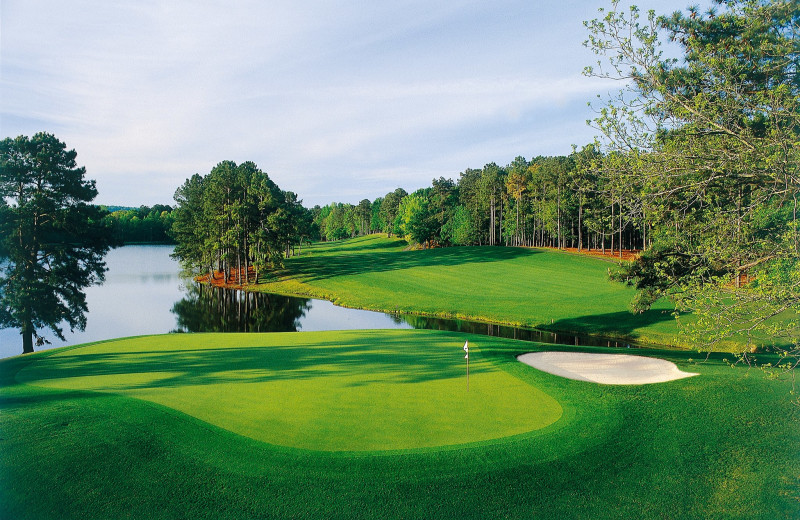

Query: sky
1;0;694;208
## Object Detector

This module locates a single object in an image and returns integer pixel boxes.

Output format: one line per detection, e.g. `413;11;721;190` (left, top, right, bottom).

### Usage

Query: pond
0;245;639;359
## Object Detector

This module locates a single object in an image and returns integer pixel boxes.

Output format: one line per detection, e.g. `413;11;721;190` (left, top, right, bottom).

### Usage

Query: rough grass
2;331;798;519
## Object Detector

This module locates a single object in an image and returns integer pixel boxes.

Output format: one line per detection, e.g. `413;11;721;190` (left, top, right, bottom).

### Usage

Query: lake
0;245;637;359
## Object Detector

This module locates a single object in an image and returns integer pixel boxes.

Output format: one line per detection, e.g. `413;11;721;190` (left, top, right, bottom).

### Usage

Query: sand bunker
517;352;698;385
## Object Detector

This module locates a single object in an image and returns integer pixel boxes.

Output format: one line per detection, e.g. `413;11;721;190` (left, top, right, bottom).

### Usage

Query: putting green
16;330;562;451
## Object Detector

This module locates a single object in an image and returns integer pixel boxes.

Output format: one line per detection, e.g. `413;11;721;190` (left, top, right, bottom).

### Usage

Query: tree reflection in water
172;284;639;349
171;284;311;333
398;315;638;349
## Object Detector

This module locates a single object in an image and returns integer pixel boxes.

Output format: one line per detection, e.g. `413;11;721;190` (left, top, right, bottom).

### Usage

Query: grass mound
2;331;798;519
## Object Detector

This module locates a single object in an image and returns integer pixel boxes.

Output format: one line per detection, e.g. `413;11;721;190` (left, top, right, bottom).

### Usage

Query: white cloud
1;0;681;207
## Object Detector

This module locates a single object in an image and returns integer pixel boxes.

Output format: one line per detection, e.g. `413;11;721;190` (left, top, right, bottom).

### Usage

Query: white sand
517;351;698;385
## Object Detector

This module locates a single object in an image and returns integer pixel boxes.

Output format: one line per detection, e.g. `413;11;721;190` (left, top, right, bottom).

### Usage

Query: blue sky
2;0;693;207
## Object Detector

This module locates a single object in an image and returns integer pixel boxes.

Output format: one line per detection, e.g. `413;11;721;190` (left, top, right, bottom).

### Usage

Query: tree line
170;160;313;285
312;147;646;257
584;0;798;354
103;205;175;244
2;0;796;358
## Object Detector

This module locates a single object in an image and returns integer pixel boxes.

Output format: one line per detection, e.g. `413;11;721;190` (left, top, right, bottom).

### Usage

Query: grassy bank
2;331;797;519
255;235;691;348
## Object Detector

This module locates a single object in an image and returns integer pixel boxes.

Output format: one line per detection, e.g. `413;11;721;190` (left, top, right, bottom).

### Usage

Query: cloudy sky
2;0;691;207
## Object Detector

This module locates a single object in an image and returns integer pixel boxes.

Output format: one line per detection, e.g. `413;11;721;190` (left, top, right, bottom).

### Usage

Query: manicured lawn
2;331;798;519
259;235;688;347
13;332;561;451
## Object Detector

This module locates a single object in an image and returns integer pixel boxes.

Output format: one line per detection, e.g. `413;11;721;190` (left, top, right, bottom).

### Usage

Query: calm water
0;245;637;359
0;245;186;358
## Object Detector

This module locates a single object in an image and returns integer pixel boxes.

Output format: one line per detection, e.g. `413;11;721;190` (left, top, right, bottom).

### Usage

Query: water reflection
171;285;640;349
0;244;644;359
399;315;639;349
172;285;311;333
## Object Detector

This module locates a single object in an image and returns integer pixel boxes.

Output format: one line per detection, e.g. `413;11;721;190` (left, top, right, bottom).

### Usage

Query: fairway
257;235;685;347
15;331;561;451
255;235;789;352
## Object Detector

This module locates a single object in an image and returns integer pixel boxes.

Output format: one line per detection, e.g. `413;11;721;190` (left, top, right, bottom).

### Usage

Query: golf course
2;236;798;519
252;235;758;351
3;0;799;516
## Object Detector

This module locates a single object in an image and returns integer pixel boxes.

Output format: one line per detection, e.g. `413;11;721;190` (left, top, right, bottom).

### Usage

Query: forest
103;205;175;244
311;148;641;256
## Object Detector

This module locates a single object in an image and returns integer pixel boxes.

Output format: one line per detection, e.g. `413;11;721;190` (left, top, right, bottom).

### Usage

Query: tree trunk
610;203;615;255
499;195;503;246
642;209;646;250
557;185;562;249
489;194;496;246
794;194;798;254
22;318;34;354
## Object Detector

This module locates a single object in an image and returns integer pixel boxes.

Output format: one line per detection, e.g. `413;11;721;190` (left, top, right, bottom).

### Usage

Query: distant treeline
102;205;175;244
312;146;642;256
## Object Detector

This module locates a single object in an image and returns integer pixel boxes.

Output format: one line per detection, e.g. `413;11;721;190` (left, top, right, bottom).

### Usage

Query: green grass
2;331;798;519
13;332;561;451
260;235;689;347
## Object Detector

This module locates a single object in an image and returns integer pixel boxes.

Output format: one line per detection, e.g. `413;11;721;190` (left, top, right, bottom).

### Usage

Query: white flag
463;340;469;359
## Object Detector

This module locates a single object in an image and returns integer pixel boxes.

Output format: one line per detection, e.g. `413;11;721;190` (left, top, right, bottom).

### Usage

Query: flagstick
463;340;470;392
466;351;469;392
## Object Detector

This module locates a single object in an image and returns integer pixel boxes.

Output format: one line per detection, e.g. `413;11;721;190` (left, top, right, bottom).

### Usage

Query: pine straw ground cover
1;330;798;519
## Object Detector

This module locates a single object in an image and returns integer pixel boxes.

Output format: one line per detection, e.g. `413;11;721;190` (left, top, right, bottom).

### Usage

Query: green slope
2;332;798;519
258;235;685;347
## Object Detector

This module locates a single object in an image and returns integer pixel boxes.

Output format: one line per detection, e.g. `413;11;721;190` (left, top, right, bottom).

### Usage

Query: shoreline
192;244;687;351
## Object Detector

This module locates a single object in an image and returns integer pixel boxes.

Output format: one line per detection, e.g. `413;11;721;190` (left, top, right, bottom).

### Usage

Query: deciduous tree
586;0;799;357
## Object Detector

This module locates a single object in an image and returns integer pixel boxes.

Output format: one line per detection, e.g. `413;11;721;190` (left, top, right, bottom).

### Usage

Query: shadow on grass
281;246;537;282
15;333;488;393
312;235;407;254
543;309;678;341
546;310;797;355
0;390;102;409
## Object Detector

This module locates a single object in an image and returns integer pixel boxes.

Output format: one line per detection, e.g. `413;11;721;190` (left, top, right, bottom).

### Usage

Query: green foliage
314;202;355;241
171;161;312;282
396;190;437;245
379;188;408;236
103;204;175;244
0;133;113;354
441;205;475;245
585;0;800;356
